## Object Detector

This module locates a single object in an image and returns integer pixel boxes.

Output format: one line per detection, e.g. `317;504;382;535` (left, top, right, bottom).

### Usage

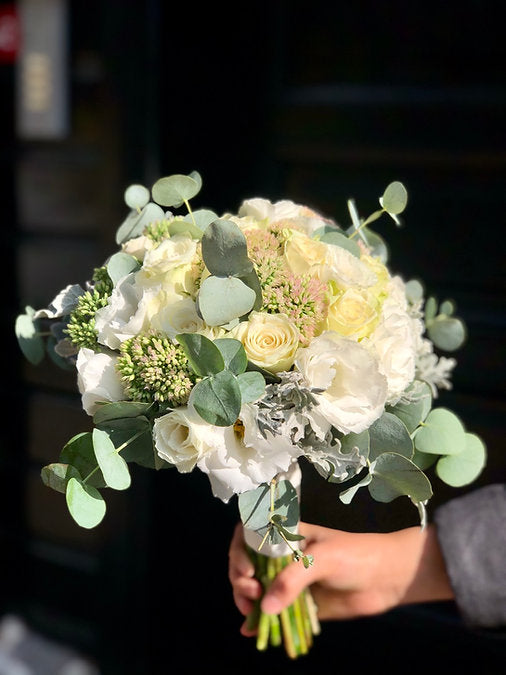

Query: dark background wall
1;1;505;673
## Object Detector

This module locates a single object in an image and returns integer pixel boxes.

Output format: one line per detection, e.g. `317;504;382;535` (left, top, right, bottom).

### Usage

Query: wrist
393;525;454;606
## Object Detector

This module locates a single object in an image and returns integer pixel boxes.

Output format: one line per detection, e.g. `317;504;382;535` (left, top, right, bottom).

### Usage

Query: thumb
261;558;316;615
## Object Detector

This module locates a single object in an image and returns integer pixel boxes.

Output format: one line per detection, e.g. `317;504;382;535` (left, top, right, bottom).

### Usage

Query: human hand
228;520;453;634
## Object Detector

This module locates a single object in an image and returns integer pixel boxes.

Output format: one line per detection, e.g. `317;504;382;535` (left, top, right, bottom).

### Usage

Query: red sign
0;4;20;64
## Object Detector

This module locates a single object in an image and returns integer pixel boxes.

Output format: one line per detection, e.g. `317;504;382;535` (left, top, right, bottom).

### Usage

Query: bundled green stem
247;547;320;659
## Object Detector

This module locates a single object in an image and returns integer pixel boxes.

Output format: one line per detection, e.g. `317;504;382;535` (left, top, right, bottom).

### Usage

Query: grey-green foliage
198;219;262;326
238;479;304;552
177;333;266;427
424;296;467;352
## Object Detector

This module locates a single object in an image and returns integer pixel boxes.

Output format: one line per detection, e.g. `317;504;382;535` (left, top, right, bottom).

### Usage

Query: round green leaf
93;401;153;425
106;252;140;285
413;407;467;456
92;428;131;490
380;181;408;215
124;184;150;210
167;218;205;240
198;276;256;326
236;370;266;403
189;370;242;426
319;231;361;257
360;227;389;263
405;279;424;303
427;316;467;352
176;332;225;376
66;477;106;529
214;338;248;374
411;448;438;471
184;208;218;231
436;433;487;487
368;412;413;461
60;432;105;488
15;310;45;365
339;473;372;504
201;219;253;277
152;174;201;207
387;381;432;433
41;463;81;494
115;202;165;245
369;452;433;503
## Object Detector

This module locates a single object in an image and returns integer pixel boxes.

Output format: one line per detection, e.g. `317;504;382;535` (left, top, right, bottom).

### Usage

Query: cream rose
324;288;381;339
294;331;387;434
232;311;300;373
76;347;125;416
284;231;378;288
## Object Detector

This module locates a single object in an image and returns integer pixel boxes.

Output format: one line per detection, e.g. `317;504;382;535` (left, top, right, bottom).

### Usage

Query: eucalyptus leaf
92;428;131;491
360;227;389;263
412;448;438;471
189;370;242;426
93;401;153;425
124;184;150;210
60;432;105;488
413;407;467;456
339;430;370;461
115;202;165;245
106;252;141;285
380;181;408;215
167;218;205;240
387;381;432;433
436;433;486;487
439;299;456;316
66;477;106;529
236;371;266;403
198;276;256;326
213;338;248;374
15;310;45;365
237;269;263;312
184;209;218;231
368;412;413;461
339;473;372;504
176;332;225;376
238;480;300;544
424;296;437;322
427;316;467;352
319;231;361;257
96;416;169;470
41;463;81;494
201;219;253;277
369;452;433;504
405;279;425;303
152;173;201;207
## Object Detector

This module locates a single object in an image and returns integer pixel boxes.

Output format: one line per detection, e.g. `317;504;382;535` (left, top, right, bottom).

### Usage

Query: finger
261;549;320;615
228;523;255;581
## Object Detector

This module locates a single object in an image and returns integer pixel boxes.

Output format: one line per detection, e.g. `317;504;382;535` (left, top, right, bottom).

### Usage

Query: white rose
153;406;213;472
294;331;387;434
196;404;301;502
232;312;300;373
76;347;125;416
366;298;419;404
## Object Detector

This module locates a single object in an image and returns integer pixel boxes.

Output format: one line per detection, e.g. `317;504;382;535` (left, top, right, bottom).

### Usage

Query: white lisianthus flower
237;198;334;237
232;311;300;373
294;331;387;434
95;275;179;350
76;347;125;416
196;404;301;502
284;231;377;288
366;295;421;404
153;406;213;472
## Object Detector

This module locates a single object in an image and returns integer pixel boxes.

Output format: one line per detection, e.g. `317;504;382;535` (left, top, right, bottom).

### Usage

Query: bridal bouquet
16;171;486;658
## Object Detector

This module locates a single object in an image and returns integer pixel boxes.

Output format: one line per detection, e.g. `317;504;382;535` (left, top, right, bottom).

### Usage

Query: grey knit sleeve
433;483;506;629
